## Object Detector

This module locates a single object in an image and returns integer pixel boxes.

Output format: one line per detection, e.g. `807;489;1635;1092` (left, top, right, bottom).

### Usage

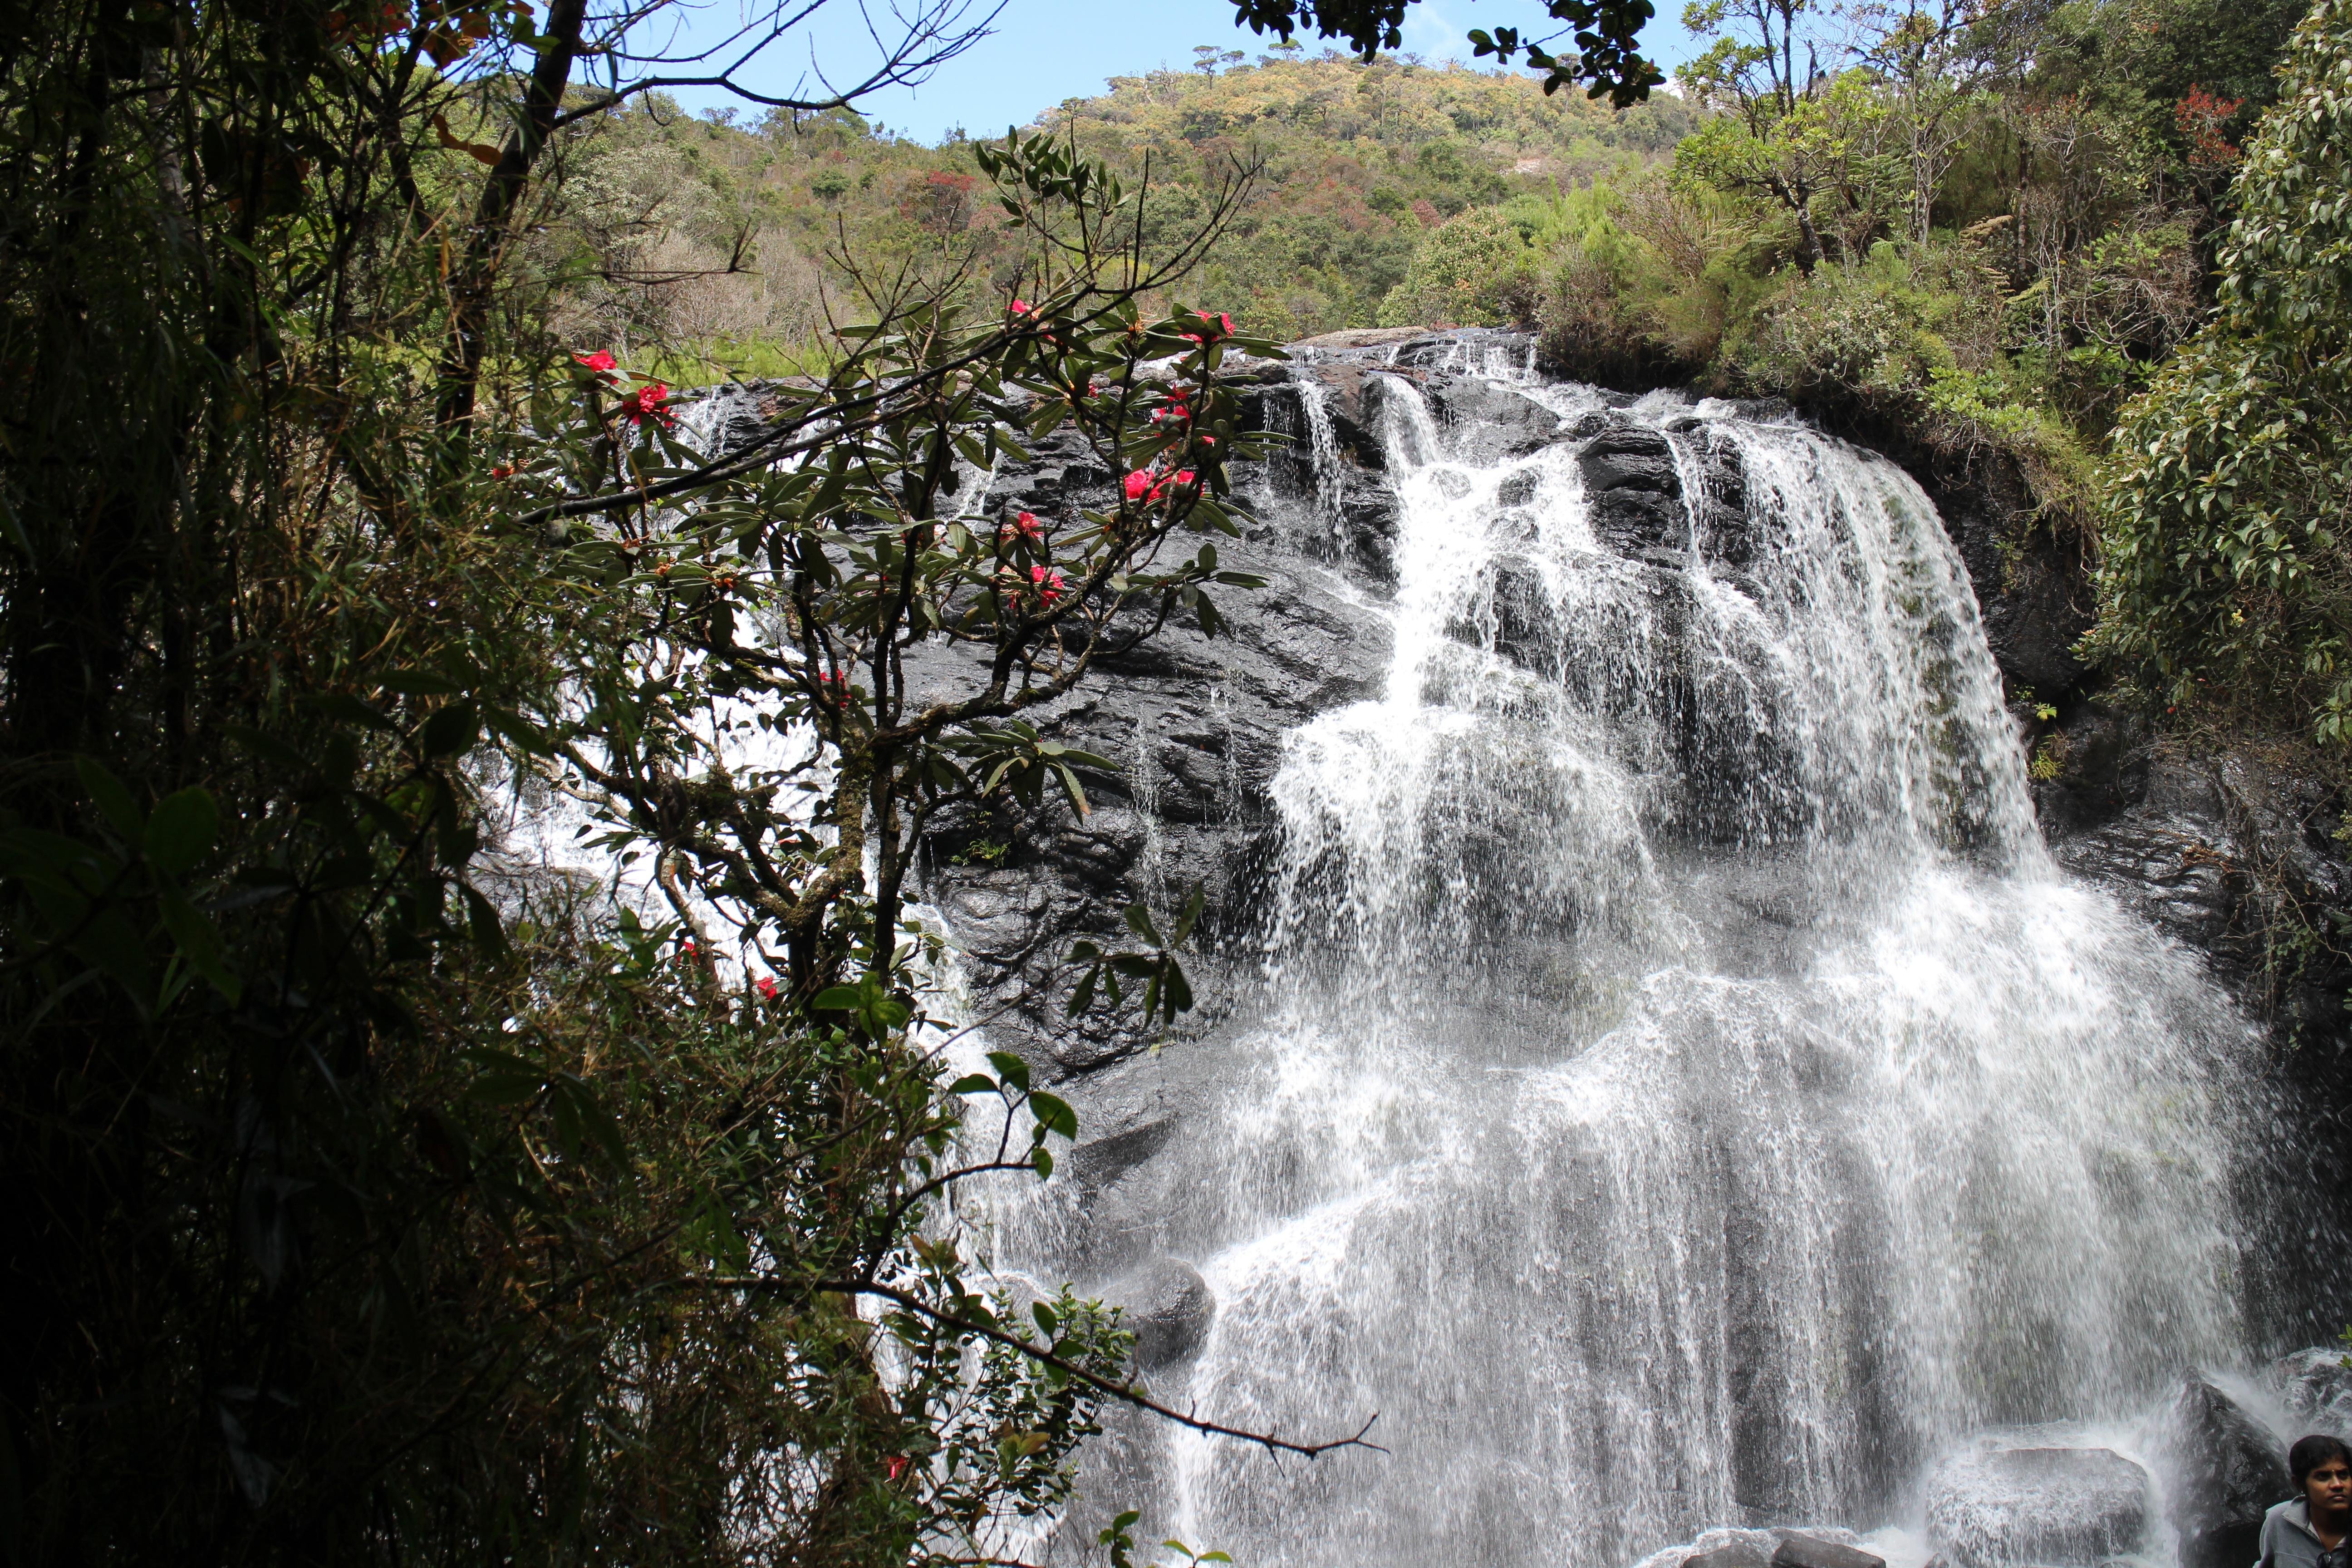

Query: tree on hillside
1847;0;2007;242
1674;0;1883;271
1228;0;1669;104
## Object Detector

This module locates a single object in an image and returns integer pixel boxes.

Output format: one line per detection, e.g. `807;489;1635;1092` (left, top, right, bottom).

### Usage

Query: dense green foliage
0;0;1356;1559
1512;0;2313;486
1226;0;1670;104
2093;0;2352;739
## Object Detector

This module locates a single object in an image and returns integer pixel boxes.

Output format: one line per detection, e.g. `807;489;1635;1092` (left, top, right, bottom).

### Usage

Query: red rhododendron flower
574;349;618;376
1180;312;1235;345
1123;471;1152;501
618;381;675;427
489;462;514;479
1031;565;1065;604
756;975;779;1000
1010;299;1033;316
1001;510;1045;544
2175;84;2244;168
885;1456;910;1482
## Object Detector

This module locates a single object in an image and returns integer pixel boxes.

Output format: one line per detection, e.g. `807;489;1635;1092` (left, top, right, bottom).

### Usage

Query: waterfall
1062;369;2271;1568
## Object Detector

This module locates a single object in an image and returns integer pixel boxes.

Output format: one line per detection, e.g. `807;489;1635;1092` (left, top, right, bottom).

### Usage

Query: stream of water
1043;367;2273;1568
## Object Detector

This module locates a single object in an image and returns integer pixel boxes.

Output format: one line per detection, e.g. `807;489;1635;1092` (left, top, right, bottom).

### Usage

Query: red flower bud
618;381;675;427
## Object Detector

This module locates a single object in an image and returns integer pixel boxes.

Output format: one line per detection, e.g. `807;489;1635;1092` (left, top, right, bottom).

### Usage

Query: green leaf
1031;1299;1059;1337
984;1049;1031;1092
461;883;507;958
144;788;218;879
810;985;861;1011
1052;762;1092;817
554;1074;629;1170
946;1072;997;1096
460;1048;548;1106
1027;1091;1077;1140
76;757;142;840
306;693;398;731
158;886;240;1004
1170;885;1206;946
420;703;480;758
378;670;462;695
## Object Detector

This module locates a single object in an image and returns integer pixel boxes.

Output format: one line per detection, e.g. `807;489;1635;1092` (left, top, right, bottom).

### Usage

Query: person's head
2291;1434;2352;1515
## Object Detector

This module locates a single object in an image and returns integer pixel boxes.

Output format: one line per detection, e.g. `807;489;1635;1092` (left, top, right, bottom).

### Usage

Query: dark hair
2291;1434;2352;1491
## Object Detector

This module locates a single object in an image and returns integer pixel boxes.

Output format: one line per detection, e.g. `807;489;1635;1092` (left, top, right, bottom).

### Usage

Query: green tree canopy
2094;0;2352;740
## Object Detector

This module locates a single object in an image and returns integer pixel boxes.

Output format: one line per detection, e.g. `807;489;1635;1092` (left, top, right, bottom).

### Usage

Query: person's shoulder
2259;1496;2308;1550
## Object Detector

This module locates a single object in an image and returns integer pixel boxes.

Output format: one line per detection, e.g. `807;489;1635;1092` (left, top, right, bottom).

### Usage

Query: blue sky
655;0;1702;144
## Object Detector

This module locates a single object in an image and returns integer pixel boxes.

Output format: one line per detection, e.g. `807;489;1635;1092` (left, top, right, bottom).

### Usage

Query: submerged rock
1426;374;1561;464
1660;1527;1877;1568
1683;1540;1772;1568
1925;1445;2151;1568
1770;1534;1884;1568
1104;1255;1215;1365
2154;1375;2291;1568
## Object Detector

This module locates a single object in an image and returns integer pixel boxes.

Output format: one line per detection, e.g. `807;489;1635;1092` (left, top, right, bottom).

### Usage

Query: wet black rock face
1576;426;1685;555
2276;1345;2352;1437
2032;698;2352;1345
890;417;1390;1080
2154;1375;2291;1568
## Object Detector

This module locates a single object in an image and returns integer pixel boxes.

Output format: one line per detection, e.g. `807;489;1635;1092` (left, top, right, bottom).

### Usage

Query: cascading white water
1068;369;2269;1568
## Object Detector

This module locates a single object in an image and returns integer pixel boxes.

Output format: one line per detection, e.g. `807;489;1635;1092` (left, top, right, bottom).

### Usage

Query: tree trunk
436;0;591;437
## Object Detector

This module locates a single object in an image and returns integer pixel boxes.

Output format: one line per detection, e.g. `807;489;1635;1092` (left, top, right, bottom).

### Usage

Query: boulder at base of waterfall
1926;1446;2152;1568
1770;1531;1886;1568
2156;1375;2291;1568
1105;1256;1215;1366
1684;1539;1773;1568
2274;1347;2352;1438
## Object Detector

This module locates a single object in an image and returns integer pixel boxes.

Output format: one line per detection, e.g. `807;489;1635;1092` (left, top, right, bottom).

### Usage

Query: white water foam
1053;370;2269;1568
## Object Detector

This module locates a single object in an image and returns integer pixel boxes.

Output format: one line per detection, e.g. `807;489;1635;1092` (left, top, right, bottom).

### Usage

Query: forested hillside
543;51;1695;363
